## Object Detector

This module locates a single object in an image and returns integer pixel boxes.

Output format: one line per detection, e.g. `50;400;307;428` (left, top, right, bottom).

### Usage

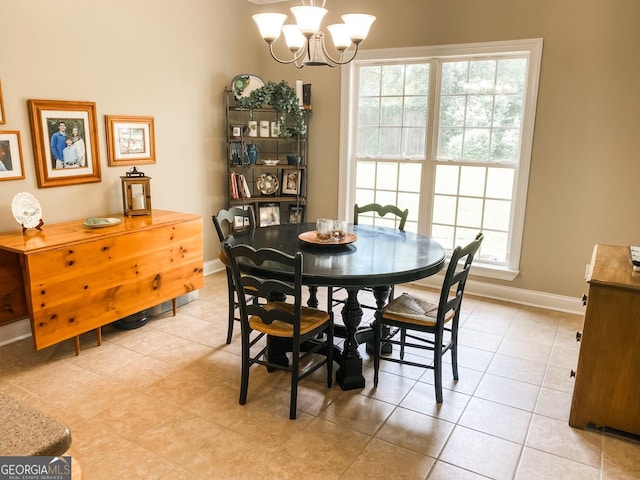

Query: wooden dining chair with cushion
373;233;484;403
213;206;256;344
224;243;334;420
353;203;409;231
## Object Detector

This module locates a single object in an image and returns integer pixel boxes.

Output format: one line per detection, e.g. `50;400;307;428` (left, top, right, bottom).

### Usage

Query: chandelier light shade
252;1;375;68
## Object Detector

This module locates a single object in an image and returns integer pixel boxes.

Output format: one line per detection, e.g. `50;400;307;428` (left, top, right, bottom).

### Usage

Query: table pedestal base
336;356;364;389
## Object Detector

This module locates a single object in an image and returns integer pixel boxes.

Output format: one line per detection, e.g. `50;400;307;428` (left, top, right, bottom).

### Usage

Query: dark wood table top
226;222;446;287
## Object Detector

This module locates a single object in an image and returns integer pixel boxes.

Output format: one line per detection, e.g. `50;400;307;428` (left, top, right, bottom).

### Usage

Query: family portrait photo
47;118;87;170
28;99;101;187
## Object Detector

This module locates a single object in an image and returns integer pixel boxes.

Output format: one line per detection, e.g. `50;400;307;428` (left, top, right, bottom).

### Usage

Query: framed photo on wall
0;81;6;124
288;205;305;224
0;131;25;181
282;170;302;195
259;202;280;227
105;115;156;166
27;99;101;187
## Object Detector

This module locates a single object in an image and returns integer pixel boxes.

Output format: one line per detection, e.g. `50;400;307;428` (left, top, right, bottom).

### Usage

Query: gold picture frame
27;99;101;188
0;81;6;124
0;131;25;181
106;115;156;166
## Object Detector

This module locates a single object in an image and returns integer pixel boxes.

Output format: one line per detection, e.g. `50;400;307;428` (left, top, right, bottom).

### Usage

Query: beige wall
0;0;260;269
1;0;639;299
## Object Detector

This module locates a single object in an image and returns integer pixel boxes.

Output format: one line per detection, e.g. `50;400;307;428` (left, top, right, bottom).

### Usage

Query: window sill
471;264;519;281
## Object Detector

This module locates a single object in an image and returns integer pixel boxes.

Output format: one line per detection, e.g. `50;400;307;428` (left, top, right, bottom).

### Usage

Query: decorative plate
11;192;43;229
256;173;279;195
83;217;122;228
261;159;280;166
231;74;265;99
298;231;358;245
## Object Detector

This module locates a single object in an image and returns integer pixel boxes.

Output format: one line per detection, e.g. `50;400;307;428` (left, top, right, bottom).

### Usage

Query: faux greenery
237;80;306;138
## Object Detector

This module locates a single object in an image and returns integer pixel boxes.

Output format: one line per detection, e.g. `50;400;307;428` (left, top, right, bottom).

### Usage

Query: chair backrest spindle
437;232;484;327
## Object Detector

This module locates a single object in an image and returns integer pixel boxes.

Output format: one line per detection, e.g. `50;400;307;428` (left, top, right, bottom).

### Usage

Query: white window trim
338;39;543;281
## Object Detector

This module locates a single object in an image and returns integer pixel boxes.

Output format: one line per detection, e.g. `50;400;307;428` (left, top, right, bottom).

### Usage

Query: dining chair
353;203;409;231
373;232;484;403
212;206;256;344
224;243;334;419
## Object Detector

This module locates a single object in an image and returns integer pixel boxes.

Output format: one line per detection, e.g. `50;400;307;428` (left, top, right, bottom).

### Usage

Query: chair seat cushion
250;302;330;337
383;293;453;327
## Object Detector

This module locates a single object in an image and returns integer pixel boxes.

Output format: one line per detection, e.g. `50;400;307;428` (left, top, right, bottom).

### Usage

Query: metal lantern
120;167;152;216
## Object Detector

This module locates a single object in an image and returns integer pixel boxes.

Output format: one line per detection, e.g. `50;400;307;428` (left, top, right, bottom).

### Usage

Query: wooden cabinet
569;244;640;434
225;89;308;226
0;210;203;351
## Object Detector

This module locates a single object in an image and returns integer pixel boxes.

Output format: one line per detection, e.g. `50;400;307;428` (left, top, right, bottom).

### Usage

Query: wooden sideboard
569;244;640;434
0;210;203;351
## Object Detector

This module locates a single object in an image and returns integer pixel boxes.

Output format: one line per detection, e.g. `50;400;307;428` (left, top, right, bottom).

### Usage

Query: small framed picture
259;202;280;227
0;131;25;181
233;205;252;231
288;205;305;224
27;99;101;187
233;214;251;229
0;81;6;124
282;170;302;195
105;115;156;166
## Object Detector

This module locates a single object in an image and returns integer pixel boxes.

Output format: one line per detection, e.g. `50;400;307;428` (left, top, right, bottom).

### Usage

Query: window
339;40;543;279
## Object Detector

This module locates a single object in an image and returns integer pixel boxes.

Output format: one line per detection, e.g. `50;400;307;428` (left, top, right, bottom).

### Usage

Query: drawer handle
576;332;582;342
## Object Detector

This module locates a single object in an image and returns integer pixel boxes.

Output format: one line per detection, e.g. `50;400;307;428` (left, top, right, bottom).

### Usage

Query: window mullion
420;59;440;236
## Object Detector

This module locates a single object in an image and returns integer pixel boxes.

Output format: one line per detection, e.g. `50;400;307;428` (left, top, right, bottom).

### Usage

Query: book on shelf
229;172;239;199
230;172;251;199
240;174;251;198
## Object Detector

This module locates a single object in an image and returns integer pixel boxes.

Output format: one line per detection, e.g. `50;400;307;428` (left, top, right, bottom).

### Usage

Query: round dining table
225;222;446;390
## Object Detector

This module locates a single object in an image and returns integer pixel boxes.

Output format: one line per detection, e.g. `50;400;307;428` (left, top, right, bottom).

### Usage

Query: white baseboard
0;259;583;347
413;274;584;315
0;319;32;347
204;258;224;276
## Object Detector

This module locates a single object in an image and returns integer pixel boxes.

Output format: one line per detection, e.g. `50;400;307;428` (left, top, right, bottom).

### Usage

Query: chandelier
252;1;376;68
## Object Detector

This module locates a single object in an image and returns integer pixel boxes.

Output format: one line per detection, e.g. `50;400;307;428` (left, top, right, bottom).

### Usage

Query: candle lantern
120;167;152;216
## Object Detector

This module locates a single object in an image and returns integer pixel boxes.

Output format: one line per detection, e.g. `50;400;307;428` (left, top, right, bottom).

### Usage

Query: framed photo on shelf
288;205;305;224
233;205;253;231
106;115;156;166
259;202;280;227
282;170;302;195
27;99;101;188
0;131;25;181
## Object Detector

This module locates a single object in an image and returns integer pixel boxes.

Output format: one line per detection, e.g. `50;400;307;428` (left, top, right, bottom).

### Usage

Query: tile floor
1;271;639;479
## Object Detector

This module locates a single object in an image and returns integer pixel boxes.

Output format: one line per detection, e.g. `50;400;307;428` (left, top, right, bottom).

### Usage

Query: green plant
237;80;307;138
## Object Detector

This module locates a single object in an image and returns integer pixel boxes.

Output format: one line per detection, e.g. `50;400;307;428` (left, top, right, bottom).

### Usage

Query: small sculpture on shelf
11;192;44;234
